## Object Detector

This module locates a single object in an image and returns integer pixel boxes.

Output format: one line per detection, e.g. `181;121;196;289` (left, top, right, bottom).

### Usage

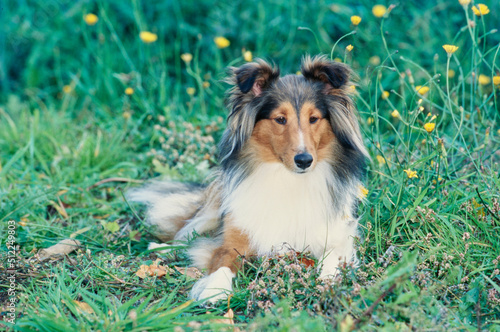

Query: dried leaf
212;309;240;329
93;214;110;220
161;300;193;317
70;226;92;238
135;260;169;278
296;252;315;268
47;199;68;219
57;189;68;196
149;263;167;278
73;300;95;315
174;266;202;279
135;265;150;279
298;256;315;268
37;239;81;261
223;308;234;324
48;198;69;219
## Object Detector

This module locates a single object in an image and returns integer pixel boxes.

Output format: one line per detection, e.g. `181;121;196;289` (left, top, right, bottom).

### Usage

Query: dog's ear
220;60;280;168
301;55;351;94
230;60;280;96
301;55;368;158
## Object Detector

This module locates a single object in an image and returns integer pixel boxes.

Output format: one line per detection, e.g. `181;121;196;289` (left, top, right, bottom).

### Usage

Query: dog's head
221;55;367;176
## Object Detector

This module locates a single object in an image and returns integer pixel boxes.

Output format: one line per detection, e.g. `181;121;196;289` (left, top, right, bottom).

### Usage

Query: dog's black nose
294;153;313;170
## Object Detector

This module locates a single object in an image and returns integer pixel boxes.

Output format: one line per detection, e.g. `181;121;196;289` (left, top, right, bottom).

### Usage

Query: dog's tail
128;181;220;242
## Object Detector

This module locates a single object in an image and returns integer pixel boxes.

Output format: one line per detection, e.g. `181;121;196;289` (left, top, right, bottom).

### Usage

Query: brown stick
352;283;397;328
475;188;500;224
87;177;143;190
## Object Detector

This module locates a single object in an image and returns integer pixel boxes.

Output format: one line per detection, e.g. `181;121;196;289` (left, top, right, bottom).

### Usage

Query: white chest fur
222;162;359;258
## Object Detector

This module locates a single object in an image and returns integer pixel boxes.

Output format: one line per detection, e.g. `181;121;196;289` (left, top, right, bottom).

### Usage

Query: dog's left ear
301;55;351;93
301;55;368;158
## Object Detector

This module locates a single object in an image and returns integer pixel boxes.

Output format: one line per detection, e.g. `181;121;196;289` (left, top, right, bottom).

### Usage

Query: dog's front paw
318;269;339;282
318;260;341;283
190;267;235;304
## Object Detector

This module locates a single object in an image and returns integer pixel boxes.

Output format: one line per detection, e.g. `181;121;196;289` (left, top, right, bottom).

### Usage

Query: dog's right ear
221;60;280;168
229;59;280;97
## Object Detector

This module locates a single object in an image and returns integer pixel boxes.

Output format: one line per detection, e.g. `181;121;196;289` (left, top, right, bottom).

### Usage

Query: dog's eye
309;116;319;124
275;117;287;125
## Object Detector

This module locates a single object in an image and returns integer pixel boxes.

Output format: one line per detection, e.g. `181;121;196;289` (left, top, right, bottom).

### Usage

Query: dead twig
352;283;397;328
87;177;143;190
475;188;500;224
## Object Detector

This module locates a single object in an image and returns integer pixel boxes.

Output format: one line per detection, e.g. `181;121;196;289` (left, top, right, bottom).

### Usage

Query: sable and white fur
129;55;368;303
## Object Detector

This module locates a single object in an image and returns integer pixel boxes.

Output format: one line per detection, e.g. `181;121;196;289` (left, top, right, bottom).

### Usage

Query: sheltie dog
129;55;368;303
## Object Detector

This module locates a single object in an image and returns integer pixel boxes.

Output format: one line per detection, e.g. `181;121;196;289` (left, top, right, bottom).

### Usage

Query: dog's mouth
292;167;313;174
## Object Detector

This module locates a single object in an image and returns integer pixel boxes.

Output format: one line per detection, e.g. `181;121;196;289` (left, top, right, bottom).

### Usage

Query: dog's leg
318;237;357;280
318;250;343;280
191;223;251;303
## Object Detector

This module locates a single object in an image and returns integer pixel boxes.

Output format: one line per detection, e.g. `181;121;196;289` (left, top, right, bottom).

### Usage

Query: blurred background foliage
2;0;499;117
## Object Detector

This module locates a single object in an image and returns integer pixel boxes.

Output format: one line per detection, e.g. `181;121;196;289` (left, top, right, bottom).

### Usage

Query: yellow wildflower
334;57;342;63
424;123;436;133
472;4;489;16
243;50;253;62
63;85;72;94
350;85;356;92
415;86;429;95
404;169;418;179
351;15;362;26
181;53;193;63
376;155;386;164
391;109;400;118
442;44;459;56
202;81;210;88
125;87;134;95
296;71;302;75
84;13;99;26
140;31;158;44
478;74;491;85
186;87;196;96
346;45;354;52
372;5;387;18
367;117;374;125
382;91;390;99
122;111;131;120
359;185;369;199
214;36;230;49
458;0;471;6
493;76;500;85
448;69;455;78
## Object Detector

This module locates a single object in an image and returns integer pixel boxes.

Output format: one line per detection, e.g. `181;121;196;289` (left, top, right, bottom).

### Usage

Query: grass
1;0;500;330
